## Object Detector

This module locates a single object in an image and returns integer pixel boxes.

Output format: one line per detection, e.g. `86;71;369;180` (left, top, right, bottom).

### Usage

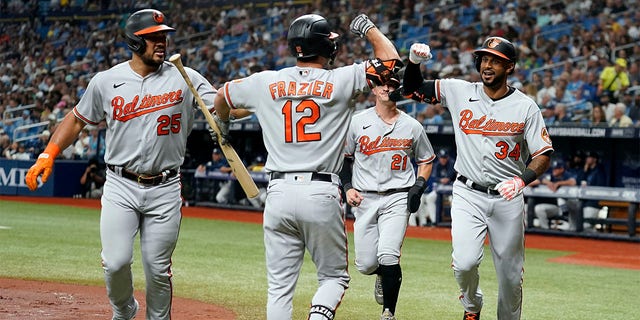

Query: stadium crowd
0;1;638;167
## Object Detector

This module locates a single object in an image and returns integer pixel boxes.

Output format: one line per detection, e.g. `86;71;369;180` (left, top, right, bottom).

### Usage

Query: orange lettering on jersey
458;109;524;136
358;135;413;155
112;89;184;122
322;82;333;99
298;82;310;96
267;80;335;100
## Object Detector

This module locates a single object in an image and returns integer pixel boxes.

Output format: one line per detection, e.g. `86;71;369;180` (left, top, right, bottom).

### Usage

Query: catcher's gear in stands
472;36;517;73
349;13;375;38
407;176;427;213
125;9;175;54
287;14;339;64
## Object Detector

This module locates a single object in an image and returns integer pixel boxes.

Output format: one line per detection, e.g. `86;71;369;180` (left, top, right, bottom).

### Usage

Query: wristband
41;143;61;159
520;168;537;185
343;182;353;191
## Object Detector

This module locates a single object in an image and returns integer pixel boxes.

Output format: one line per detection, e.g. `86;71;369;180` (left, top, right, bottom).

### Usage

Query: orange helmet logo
153;11;164;24
486;38;501;49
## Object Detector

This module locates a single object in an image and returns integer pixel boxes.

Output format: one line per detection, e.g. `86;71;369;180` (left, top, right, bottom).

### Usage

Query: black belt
107;164;178;186
270;172;333;182
457;175;500;195
358;187;411;196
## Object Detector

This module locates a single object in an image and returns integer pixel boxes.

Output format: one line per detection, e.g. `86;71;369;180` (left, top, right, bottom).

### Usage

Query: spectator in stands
536;74;556;106
572;151;607;231
542;105;557;126
598;57;630;103
411;148;455;227
12;143;31;160
417;104;444;125
86;126;105;161
609;103;633;127
2;141;19;159
566;150;585;178
73;128;90;159
195;148;234;204
621;91;640;126
80;157;105;199
532;159;578;230
598;93;618;122
0;130;9;156
553;103;574;124
27;130;50;157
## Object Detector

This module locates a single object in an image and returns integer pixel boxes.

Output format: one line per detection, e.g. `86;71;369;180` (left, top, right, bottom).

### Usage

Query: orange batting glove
25;143;60;191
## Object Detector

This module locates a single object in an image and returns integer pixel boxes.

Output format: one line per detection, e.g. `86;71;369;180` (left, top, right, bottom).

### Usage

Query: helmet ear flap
125;31;146;54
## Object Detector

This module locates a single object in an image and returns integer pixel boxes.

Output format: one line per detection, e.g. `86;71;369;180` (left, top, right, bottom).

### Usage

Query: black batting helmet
473;36;517;73
287;14;339;63
125;9;175;54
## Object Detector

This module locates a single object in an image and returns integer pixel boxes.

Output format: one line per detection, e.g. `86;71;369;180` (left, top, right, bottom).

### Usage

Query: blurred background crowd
0;0;638;168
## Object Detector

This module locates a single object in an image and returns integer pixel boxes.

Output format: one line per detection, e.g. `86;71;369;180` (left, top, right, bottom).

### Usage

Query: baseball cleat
463;310;480;320
380;308;396;320
374;274;384;305
113;298;139;320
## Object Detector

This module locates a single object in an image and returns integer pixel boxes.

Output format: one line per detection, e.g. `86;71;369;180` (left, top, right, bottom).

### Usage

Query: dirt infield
1;196;639;319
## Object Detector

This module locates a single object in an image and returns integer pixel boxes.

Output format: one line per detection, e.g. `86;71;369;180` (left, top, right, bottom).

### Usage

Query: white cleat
381;308;396;320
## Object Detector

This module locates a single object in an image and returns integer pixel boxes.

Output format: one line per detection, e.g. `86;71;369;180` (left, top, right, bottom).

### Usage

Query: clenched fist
409;43;432;64
350;14;375;38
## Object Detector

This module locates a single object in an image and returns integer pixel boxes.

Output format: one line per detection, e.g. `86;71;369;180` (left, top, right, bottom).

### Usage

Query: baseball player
341;79;435;320
25;9;217;320
213;13;400;320
395;38;553;320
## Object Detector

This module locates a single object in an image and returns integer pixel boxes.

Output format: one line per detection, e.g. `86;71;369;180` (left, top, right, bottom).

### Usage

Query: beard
481;70;508;90
140;50;163;69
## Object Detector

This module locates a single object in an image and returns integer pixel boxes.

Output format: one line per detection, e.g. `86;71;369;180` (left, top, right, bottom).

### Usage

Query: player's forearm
416;163;432;181
367;28;399;61
525;154;551;180
49;112;87;153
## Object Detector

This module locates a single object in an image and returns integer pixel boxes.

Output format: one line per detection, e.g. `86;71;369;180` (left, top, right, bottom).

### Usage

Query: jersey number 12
282;100;321;143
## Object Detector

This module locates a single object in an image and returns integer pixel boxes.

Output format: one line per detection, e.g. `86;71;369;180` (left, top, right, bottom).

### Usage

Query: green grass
1;200;638;320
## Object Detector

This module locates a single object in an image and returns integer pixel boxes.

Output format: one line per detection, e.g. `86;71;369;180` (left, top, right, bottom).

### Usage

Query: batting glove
495;176;525;201
350;14;375;38
25;143;60;191
409;43;432;64
407;177;427;213
212;114;231;145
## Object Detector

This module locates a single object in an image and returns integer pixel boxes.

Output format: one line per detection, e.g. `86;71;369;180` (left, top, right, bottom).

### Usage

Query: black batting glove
407;176;427;213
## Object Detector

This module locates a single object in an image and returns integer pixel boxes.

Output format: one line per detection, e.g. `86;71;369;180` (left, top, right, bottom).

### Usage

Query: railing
13;121;50;143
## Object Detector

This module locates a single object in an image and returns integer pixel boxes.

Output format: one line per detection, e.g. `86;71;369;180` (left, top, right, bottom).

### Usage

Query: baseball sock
379;264;402;314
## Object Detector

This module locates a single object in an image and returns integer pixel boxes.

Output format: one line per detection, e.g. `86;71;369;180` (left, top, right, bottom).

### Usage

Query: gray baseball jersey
74;61;214;173
222;64;369;174
344;107;435;191
73;60;215;320
221;62;371;320
436;79;553;186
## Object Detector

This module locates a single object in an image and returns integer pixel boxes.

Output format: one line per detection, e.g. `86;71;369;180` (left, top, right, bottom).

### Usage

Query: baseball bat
169;54;260;199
